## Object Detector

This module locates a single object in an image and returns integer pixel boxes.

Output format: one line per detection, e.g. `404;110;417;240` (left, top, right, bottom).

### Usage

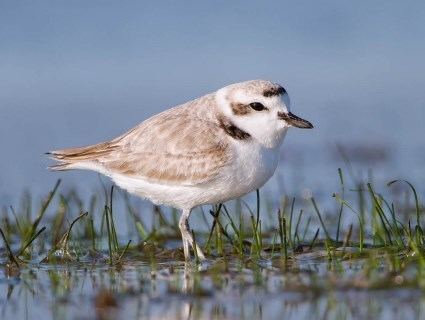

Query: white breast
217;140;280;198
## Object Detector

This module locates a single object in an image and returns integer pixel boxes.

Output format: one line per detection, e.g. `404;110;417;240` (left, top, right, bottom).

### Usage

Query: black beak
278;111;314;129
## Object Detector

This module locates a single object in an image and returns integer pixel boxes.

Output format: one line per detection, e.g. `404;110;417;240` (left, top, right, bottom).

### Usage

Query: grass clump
0;170;424;279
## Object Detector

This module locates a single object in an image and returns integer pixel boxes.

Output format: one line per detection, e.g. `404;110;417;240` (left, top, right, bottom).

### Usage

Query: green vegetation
0;170;424;319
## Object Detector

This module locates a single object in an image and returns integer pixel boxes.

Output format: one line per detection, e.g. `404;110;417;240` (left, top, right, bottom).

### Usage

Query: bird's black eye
249;102;267;111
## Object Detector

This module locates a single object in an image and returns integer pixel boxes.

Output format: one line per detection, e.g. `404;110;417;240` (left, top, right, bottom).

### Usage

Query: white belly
110;141;280;210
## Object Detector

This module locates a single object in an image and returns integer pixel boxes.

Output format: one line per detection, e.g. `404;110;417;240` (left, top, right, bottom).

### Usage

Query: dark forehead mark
263;86;286;97
218;117;251;140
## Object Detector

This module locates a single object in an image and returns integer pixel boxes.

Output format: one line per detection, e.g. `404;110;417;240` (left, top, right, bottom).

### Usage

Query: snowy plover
48;80;313;260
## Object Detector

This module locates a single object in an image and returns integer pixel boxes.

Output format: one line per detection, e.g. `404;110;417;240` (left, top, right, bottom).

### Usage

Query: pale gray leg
179;209;191;260
178;209;205;261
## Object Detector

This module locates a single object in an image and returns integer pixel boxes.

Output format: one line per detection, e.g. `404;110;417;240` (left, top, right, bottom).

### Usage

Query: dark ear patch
263;86;286;97
231;102;251;115
218;116;251;140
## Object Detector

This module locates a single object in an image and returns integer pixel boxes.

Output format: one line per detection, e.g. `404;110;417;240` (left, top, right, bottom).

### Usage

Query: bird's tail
47;141;118;171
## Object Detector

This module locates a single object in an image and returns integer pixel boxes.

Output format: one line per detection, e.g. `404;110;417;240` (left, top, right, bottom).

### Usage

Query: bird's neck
260;127;288;149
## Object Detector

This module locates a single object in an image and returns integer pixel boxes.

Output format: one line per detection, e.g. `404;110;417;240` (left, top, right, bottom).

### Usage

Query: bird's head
216;80;313;148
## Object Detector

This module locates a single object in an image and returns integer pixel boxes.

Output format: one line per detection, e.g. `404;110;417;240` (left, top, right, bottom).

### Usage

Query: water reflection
0;255;424;320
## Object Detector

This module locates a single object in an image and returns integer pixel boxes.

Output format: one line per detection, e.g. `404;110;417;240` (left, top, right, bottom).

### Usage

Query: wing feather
49;104;232;186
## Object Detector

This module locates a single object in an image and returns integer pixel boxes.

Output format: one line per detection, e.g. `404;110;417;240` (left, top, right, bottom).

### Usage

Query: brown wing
49;107;231;186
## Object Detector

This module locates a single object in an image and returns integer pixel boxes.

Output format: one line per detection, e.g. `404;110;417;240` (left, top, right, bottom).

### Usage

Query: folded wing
48;108;231;186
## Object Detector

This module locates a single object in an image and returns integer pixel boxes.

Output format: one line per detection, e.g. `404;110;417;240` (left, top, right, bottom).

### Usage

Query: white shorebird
48;80;313;260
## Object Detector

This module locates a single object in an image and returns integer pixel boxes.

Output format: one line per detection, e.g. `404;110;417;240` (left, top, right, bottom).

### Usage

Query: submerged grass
1;170;425;319
1;172;424;268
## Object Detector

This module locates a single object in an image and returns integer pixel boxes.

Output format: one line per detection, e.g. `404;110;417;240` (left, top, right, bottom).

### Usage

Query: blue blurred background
1;1;424;203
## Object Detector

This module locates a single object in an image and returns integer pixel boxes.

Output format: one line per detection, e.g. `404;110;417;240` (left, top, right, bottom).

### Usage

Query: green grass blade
311;198;331;240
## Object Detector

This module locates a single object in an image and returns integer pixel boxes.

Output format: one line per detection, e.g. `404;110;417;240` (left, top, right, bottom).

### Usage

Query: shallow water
1;245;423;320
0;148;423;319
